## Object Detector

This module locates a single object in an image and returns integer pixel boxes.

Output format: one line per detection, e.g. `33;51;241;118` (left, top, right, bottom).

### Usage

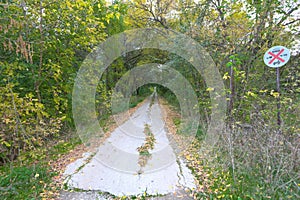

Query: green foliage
0;0;129;163
129;94;147;108
0;0;299;198
157;87;180;109
0;66;63;163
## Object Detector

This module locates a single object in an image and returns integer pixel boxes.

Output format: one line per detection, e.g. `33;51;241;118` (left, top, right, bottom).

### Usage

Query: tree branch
276;3;300;26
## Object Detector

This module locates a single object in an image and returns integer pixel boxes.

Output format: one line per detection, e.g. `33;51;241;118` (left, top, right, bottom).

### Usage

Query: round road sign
263;46;290;68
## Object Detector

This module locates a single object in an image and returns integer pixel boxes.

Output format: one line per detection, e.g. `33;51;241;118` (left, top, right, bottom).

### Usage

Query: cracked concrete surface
62;94;195;198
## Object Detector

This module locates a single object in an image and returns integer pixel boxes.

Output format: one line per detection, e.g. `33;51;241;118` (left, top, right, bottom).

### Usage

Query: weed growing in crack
137;124;156;171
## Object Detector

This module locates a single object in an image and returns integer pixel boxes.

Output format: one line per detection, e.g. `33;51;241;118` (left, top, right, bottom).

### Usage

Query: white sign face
263;46;290;68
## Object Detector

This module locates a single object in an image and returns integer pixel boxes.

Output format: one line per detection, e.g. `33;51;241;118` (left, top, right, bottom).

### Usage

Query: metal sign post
276;67;281;126
263;46;290;128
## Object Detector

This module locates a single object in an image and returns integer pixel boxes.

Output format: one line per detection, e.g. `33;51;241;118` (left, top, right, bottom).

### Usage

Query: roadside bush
0;83;63;164
198;119;300;199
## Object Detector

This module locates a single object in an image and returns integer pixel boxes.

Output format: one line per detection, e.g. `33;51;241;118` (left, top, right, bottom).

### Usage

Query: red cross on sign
263;46;290;68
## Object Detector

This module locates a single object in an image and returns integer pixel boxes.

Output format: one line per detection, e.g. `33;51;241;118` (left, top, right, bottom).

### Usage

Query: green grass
50;137;82;159
158;90;180;110
173;117;181;127
189;142;300;200
0;134;82;200
139;151;151;156
196;167;300;199
0;165;53;200
129;95;146;108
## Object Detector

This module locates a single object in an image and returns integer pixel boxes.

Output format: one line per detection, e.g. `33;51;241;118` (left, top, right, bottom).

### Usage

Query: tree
0;0;127;162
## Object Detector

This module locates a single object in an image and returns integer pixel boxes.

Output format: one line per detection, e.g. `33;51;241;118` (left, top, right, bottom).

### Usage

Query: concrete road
62;94;195;198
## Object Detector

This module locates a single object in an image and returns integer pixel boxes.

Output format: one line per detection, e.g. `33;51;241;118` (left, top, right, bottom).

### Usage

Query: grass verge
159;96;300;199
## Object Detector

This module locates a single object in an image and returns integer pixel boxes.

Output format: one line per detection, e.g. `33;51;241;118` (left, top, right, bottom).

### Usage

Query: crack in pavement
62;93;196;198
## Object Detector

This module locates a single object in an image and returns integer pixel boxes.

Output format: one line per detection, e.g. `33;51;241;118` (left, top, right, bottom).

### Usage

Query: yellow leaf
2;141;11;147
223;73;230;80
4;118;11;124
271;92;280;98
186;154;192;161
246;91;256;97
66;1;72;9
115;13;120;20
259;89;268;93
